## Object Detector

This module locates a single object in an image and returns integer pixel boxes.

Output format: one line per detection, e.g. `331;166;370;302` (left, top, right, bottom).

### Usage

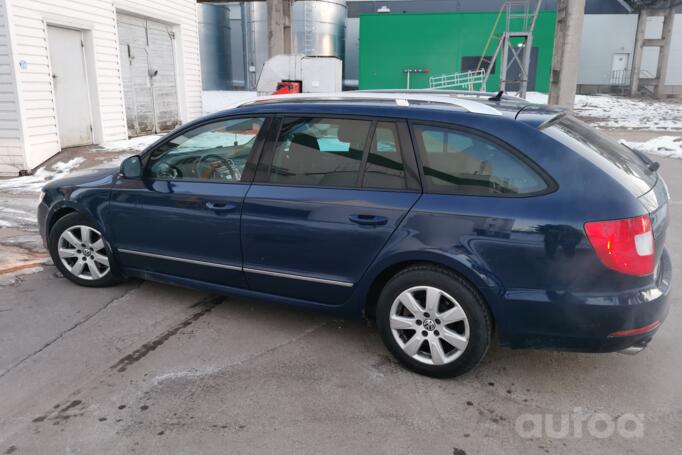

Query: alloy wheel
57;225;110;280
389;285;470;365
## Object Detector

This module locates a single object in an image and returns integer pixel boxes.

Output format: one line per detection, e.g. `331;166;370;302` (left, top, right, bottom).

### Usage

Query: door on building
47;26;92;148
117;13;180;137
610;53;629;85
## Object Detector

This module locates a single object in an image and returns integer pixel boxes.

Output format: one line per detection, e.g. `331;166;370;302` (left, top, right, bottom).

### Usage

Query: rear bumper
498;248;672;353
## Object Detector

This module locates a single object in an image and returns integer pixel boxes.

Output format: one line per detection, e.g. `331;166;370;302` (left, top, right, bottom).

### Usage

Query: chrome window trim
117;248;354;288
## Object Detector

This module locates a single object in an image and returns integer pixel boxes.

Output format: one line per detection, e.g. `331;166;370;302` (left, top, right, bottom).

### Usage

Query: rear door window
413;125;548;195
267;117;371;188
363;122;407;190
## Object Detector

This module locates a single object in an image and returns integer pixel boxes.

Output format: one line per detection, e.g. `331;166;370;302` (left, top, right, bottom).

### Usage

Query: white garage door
117;13;180;137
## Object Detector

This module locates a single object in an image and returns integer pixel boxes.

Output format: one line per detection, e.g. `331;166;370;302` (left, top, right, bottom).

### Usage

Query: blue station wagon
38;91;672;377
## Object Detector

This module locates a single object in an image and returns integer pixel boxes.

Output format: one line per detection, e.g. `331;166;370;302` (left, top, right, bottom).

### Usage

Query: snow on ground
0;205;37;229
0;135;162;197
0;157;85;194
97;134;163;152
518;92;682;131
203;91;257;115
519;92;549;104
574;95;682;131
622;136;682;159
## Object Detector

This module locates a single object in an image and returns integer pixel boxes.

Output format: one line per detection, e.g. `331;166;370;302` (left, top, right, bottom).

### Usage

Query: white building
0;0;203;176
577;13;682;95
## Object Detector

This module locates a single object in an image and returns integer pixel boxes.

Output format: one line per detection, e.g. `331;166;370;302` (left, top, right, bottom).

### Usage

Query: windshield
542;115;657;196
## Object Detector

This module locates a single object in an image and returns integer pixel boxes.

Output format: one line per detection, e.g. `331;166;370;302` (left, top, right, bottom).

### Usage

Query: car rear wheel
48;213;121;287
376;265;491;378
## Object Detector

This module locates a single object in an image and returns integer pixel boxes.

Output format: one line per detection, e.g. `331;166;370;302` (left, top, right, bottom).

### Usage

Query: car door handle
205;201;237;212
349;214;388;226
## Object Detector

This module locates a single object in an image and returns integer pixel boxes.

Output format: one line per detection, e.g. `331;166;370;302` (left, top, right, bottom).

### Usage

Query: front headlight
37;190;46;204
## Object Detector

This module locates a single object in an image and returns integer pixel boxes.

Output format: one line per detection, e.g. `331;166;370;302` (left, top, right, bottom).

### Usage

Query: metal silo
245;1;269;90
199;3;231;90
293;0;346;59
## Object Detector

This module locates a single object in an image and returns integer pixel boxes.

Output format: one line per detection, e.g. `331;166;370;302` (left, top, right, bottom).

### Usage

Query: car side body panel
36;101;671;353
241;185;420;305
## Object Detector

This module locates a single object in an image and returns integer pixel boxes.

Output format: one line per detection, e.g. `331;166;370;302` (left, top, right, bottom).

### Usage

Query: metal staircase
475;0;543;98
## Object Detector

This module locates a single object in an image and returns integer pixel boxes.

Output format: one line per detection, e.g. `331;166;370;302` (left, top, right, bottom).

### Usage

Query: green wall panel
359;12;556;92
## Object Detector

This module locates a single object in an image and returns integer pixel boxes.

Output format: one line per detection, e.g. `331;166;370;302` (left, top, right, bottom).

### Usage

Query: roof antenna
488;90;504;101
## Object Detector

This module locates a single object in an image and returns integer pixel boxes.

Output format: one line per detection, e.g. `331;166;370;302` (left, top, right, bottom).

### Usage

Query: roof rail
234;92;503;116
360;89;524;102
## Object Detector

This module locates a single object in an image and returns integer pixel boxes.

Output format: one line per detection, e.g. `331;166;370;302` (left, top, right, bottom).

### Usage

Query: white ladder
476;0;543;98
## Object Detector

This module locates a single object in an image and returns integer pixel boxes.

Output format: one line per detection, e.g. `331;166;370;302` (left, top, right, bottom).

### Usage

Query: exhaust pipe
618;338;651;355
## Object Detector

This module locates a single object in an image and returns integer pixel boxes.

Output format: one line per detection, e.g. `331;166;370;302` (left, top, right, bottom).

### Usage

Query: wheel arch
359;251;502;326
47;206;78;236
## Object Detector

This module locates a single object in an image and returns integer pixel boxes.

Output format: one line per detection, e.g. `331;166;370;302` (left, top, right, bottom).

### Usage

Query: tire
376;264;492;378
48;212;122;287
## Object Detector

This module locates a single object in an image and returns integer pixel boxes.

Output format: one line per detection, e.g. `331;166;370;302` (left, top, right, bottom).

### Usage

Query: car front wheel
48;212;121;287
376;265;492;378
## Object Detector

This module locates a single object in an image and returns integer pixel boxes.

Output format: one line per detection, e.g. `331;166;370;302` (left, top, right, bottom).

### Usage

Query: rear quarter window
413;125;549;196
541;115;656;197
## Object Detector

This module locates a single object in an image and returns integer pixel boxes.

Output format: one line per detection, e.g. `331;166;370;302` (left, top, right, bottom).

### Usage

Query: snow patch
515;91;549;104
622;136;682;159
97;135;163;152
574;95;682;131
0;157;85;193
203;91;257;114
516;92;682;131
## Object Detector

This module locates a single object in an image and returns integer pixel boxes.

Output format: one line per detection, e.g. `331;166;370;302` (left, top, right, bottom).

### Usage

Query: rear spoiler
621;143;661;173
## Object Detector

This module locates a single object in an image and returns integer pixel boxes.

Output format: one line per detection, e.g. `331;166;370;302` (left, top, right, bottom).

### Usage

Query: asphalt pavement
0;155;681;455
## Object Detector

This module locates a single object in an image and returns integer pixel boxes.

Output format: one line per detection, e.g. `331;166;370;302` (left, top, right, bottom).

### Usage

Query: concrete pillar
655;8;675;98
629;7;675;99
267;0;292;57
629;9;648;97
548;0;585;108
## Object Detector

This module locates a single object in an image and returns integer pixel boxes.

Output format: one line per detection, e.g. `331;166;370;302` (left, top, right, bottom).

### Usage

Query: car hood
42;166;119;191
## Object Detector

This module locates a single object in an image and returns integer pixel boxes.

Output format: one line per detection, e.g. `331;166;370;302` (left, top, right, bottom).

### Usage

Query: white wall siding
0;0;25;175
1;0;201;173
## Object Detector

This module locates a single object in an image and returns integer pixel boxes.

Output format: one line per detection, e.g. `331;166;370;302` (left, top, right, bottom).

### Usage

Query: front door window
145;117;265;182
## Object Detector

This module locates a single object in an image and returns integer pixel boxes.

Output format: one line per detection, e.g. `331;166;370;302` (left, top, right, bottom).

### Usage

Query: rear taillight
584;215;654;276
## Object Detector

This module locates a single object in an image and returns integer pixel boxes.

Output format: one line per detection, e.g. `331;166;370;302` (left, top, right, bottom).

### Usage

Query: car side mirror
120;156;142;179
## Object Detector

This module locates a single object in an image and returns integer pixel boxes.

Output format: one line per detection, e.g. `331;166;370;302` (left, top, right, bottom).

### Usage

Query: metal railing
429;70;486;90
610;69;631;86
